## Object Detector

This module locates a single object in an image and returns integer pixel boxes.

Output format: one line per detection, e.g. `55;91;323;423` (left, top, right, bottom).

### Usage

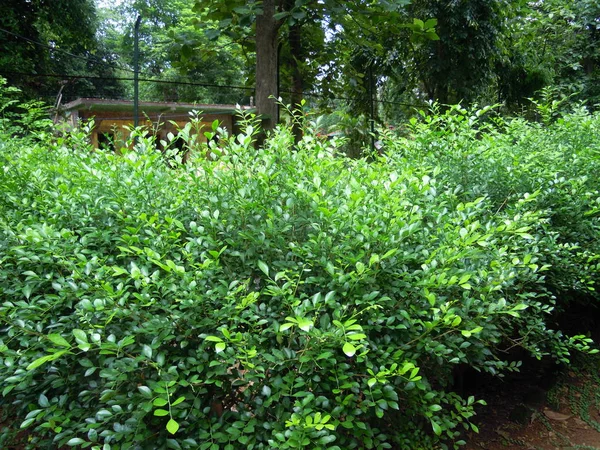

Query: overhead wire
1;21;425;110
1;23;424;108
0;26;132;74
2;71;421;108
0;71;254;93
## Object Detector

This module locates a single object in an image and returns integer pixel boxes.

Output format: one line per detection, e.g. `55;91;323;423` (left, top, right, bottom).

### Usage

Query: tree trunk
255;0;279;131
288;21;303;142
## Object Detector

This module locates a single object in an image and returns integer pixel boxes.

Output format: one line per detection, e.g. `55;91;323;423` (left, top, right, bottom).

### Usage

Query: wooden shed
59;98;253;150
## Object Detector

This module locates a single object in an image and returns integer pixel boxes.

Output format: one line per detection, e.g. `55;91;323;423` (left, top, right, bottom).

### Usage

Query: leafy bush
0;77;53;138
386;103;600;313
0;103;598;449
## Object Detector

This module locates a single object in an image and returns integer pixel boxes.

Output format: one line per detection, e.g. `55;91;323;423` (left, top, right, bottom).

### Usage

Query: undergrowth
0;82;599;449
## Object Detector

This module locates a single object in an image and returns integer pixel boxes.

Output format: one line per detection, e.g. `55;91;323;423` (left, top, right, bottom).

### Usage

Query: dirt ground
465;354;600;450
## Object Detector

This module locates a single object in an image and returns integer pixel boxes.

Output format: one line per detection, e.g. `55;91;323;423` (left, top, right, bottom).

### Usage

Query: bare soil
465;354;600;450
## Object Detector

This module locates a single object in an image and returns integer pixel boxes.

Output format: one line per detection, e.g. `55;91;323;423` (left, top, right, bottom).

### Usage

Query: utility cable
0;27;132;74
1;71;255;92
1;26;421;108
2;71;422;108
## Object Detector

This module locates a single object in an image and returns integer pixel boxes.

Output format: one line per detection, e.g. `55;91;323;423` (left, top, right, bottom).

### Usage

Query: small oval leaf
167;418;180;435
342;342;356;357
215;342;226;353
138;386;152;398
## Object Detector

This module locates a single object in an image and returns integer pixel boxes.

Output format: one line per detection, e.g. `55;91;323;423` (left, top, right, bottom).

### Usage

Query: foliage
404;0;507;105
0;0;123;102
502;0;600;110
377;0;599;121
98;0;249;104
0;98;599;450
194;0;435;128
385;102;600;314
0;78;53;137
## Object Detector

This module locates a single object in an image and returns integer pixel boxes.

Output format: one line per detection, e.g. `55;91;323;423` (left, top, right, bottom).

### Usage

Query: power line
2;71;422;109
0;26;131;74
0;25;243;83
1;26;421;109
1;71;255;92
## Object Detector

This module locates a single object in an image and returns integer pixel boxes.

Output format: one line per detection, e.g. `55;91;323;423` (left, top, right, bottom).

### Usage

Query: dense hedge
386;104;600;313
0;102;599;449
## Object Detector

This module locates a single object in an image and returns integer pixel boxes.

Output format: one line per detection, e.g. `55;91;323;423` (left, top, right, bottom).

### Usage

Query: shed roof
61;98;254;115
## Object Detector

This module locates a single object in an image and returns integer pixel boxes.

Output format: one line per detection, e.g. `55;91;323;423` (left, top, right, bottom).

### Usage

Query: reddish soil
465;361;600;450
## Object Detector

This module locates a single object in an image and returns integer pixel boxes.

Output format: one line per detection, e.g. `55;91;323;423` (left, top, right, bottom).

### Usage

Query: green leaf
355;261;365;274
66;438;86;446
138;386;153;398
459;274;471;285
342;342;356;357
279;323;294;332
204;335;223;342
431;420;442;436
512;304;529;311
142;344;153;358
346;333;367;341
425;289;436;307
26;350;68;371
171;396;186;407
154;409;169;416
215;342;226;353
291;10;306;20
23;285;33;299
72;329;88;344
20;418;35;429
167;418;180;435
273;11;291;20
258;260;269;276
153;398;168;407
297;317;313;332
38;393;50;407
369;254;380;266
424;18;438;29
47;334;70;348
262;385;272;397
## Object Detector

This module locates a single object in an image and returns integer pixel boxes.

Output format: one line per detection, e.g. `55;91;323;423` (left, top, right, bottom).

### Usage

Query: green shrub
0;77;53;139
0;105;597;450
385;104;600;312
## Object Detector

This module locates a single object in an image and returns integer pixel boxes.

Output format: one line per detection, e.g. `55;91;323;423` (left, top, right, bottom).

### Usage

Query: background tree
501;0;600;109
98;0;249;104
369;0;510;120
195;0;419;130
0;0;123;102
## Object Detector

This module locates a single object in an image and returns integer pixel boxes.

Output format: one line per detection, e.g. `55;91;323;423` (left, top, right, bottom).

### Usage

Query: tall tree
501;0;600;108
98;0;248;104
0;0;122;101
255;0;279;129
196;0;417;130
406;0;508;105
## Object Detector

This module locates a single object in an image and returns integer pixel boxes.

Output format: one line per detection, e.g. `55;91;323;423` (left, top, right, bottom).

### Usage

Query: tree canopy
0;0;123;102
0;0;598;126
